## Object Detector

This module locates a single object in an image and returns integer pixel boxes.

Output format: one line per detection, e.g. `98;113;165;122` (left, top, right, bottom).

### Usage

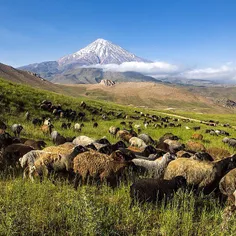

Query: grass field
0;78;236;235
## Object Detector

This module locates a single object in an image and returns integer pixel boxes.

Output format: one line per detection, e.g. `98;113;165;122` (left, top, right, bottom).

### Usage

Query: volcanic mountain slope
57;38;150;66
50;68;160;84
19;39;154;84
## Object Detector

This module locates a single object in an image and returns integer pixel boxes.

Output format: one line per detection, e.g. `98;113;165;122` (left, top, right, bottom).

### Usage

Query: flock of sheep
0;100;236;229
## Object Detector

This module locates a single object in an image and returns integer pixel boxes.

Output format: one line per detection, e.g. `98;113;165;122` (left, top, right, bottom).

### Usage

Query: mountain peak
93;38;110;44
57;39;150;66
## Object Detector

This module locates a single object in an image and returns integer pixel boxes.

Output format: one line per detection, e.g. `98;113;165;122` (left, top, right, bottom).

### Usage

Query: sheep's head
113;141;126;149
85;143;97;150
38;140;47;149
111;150;135;162
144;145;156;155
95;138;110;145
98;145;113;155
73;145;88;155
163;152;176;161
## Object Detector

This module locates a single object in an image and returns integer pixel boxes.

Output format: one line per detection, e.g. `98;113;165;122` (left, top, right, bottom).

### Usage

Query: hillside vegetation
0;78;236;235
1;61;235;114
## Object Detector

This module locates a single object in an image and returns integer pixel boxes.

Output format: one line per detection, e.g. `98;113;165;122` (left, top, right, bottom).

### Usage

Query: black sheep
130;176;187;205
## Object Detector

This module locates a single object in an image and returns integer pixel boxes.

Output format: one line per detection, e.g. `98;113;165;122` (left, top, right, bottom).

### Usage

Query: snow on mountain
57;38;150;66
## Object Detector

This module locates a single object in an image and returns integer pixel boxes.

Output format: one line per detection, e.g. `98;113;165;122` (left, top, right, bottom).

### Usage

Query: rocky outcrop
99;79;116;87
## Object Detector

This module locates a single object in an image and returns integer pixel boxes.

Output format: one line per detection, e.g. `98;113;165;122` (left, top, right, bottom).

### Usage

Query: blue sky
1;0;236;69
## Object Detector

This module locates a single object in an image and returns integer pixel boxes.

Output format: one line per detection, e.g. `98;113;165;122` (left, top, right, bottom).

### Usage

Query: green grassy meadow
0;78;236;235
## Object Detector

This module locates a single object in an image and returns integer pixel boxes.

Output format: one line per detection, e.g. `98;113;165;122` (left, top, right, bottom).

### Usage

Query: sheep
186;141;206;152
2;143;34;168
19;150;48;181
130;176;187;205
109;126;120;136
163;139;185;154
51;130;59;143
11;124;23;137
206;147;231;161
176;150;193;159
191;152;214;162
73;136;95;146
43;118;51;126
41;124;53;135
129;137;147;149
80;101;86;108
138;134;155;145
116;130;133;143
32;118;42;127
43;145;74;155
219;168;236;206
54;134;67;146
222;138;236;148
93;122;98;128
191;133;203;140
73;150;135;188
127;145;164;158
24;140;46;150
164;155;236;195
131;152;176;178
97;141;127;155
192;126;201;131
33;145;88;182
158;133;179;143
57;142;75;149
74;123;84;132
0;132;14;150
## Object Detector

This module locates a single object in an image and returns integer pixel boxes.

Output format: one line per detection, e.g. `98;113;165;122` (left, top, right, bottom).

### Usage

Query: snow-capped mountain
57;38;150;66
19;38;154;84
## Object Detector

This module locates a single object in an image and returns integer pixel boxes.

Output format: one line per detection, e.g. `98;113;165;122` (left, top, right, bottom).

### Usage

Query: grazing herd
0;99;236;228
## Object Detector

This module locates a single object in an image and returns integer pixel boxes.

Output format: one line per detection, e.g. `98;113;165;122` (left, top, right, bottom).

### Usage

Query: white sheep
132;152;176;178
72;136;95;146
51;130;59;144
74;123;83;132
129;137;147;148
19;150;49;181
44;118;51;126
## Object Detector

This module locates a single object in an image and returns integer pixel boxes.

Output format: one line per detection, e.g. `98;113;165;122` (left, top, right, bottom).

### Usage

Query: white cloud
84;61;180;76
84;61;236;83
180;64;236;82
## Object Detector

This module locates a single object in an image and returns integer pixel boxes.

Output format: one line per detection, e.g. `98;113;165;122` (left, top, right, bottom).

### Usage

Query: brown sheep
116;130;133;143
73;150;133;188
176;150;193;158
43;145;73;155
164;155;236;195
24;140;47;150
191;133;203;140
186;141;206;152
57;142;75;149
219;168;236;206
33;146;88;182
206;147;231;161
41;124;53;135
